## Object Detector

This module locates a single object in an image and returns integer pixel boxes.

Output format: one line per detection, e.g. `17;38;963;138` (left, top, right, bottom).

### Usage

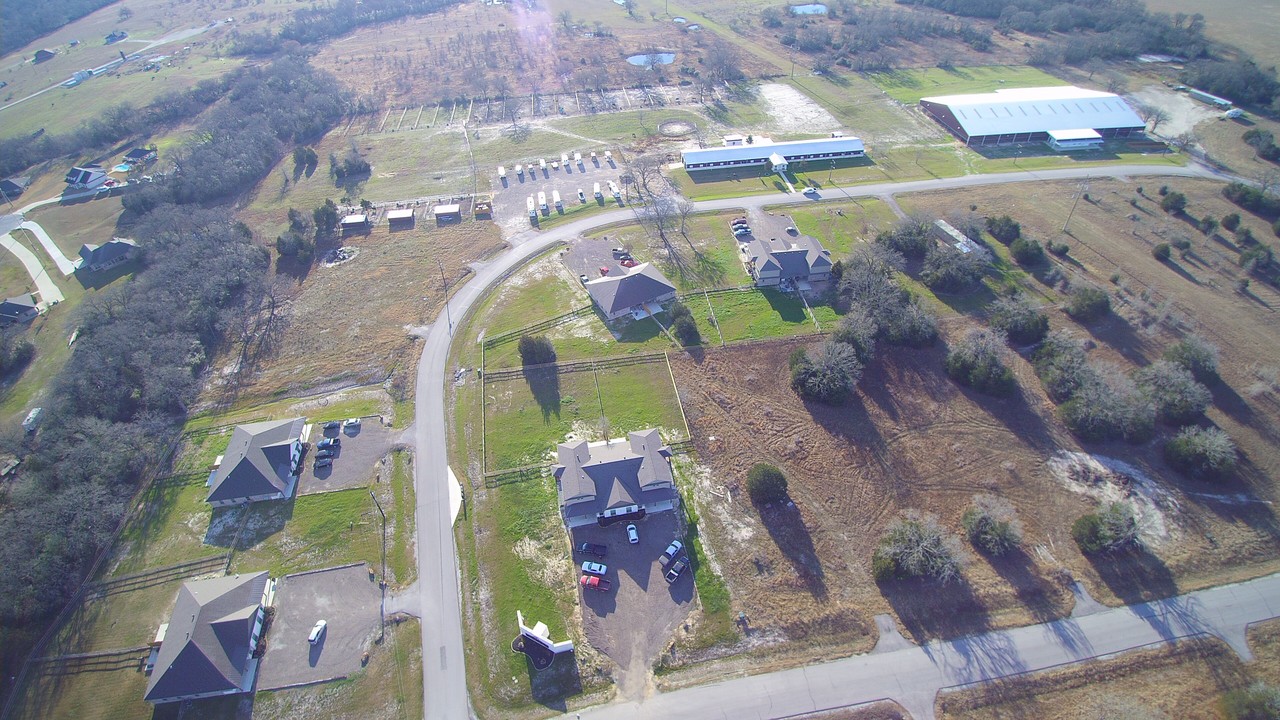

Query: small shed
340;214;370;235
0;177;31;198
386;208;415;228
931;220;983;255
34;49;57;63
432;204;461;225
123;148;157;165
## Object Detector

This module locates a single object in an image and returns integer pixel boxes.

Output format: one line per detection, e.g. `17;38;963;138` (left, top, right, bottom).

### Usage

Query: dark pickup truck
580;575;612;592
576;542;607;558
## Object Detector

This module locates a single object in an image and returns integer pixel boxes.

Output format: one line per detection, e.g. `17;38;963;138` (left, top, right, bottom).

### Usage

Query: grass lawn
388;450;417;587
254;617;424;720
668;456;735;654
586;211;752;292
230;487;381;577
866;65;1069;105
483;360;685;471
185;388;389;433
783;197;899;256
11;650;151;720
704;288;821;343
110;478;229;576
552;108;706;144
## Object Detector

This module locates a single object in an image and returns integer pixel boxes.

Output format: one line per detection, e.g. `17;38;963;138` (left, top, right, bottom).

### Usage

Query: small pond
626;52;676;66
790;3;828;14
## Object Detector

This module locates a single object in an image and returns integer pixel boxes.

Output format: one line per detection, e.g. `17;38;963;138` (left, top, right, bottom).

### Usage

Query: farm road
569;571;1280;720
412;160;1230;720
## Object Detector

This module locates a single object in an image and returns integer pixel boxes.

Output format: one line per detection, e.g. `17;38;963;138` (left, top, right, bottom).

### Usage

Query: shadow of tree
987;549;1070;623
879;575;990;642
525;365;562;422
759;502;826;599
1086;545;1178;606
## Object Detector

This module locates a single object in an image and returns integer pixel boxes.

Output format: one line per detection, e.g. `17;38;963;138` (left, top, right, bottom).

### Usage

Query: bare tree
1135;102;1171;134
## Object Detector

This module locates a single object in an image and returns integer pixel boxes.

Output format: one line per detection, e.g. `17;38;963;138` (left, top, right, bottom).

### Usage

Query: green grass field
388;450;417;587
784;197;899;256
483;360;685;470
230;487;381;577
867;65;1069;105
703;287;824;342
587;211;751;292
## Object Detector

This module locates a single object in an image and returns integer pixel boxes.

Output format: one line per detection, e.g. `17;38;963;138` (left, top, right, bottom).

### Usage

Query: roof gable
584;263;676;314
207;418;303;503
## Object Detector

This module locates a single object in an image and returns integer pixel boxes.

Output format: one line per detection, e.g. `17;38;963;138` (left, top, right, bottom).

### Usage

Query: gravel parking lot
257;564;382;690
491;154;628;234
573;511;694;693
561;237;639;286
299;419;397;495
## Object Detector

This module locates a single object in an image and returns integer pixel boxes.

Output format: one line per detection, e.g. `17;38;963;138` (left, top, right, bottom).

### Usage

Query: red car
580;575;612;592
620;259;638;268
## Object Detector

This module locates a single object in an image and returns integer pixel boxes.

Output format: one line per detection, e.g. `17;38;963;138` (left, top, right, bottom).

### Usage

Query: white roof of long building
682;136;864;166
920;86;1143;138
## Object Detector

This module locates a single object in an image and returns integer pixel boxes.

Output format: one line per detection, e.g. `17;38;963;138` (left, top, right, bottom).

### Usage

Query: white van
498;166;506;179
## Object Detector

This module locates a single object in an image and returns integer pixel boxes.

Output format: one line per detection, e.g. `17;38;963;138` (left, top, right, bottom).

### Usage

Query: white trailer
608;180;620;198
561;153;569;166
604;150;613;162
526;196;536;216
538;191;548;211
516;164;524;176
593;182;602;198
539;158;547;171
552;190;562;209
498;166;507;179
573;151;582;164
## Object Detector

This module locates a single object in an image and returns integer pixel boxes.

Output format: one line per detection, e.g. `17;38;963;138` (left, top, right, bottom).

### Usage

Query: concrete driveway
573;511;694;697
257;564;382;690
1;231;64;305
299;420;397;495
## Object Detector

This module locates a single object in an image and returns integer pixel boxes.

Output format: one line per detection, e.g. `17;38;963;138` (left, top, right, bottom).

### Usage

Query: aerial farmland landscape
2;0;1280;718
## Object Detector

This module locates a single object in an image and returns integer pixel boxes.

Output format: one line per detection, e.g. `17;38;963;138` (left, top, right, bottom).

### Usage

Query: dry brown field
660;175;1280;680
211;218;505;405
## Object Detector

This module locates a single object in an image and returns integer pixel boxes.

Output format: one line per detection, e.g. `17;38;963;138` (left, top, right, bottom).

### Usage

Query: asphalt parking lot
562;237;638;285
299;418;396;495
573;511;694;681
257;564;382;690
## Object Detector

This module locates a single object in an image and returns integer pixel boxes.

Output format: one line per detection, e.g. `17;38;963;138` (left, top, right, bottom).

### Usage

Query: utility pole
437;259;453;333
1062;177;1089;234
369;491;387;642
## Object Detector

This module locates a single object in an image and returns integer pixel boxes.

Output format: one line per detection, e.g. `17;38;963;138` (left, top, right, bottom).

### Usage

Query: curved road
411;162;1225;720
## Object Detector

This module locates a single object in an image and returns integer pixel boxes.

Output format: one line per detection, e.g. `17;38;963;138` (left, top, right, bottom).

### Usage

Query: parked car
578;189;586;202
611;247;627;256
323;420;341;430
617;253;633;261
660;540;684;566
620;259;638;268
342;417;361;429
308;619;327;643
733;228;752;236
314;457;333;469
581;561;608;576
580;575;612;592
316;448;335;460
318;437;340;449
626;523;639;544
577;542;607;558
579;274;590;284
664;556;689;583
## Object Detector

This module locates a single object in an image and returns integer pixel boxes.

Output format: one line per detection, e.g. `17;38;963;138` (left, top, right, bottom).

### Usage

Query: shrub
1165;426;1237;479
1033;331;1092;402
1010;237;1046;265
1072;503;1139;554
945;328;1016;396
746;463;788;505
1172;237;1193;251
1152;242;1172;261
789;341;863;405
874;510;966;584
1221;213;1241;231
1164;335;1220;383
986;215;1021;244
1240;244;1274;273
922;245;987;292
1200;215;1219;235
1046;240;1071;257
1065;285;1111;321
667;301;701;346
1219;682;1280;720
875;217;933;258
1160;191;1188;214
1223;182;1280;219
962;495;1022;555
1135;360;1212;424
1158;185;1169;196
517;334;557;365
1059;366;1155;442
989;295;1049;345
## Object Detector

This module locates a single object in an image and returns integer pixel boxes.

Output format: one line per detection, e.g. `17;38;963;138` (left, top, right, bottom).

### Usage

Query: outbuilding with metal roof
918;86;1145;147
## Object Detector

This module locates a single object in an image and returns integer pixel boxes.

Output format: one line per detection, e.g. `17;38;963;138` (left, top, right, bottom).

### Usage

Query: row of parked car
574;525;688;593
313;417;360;469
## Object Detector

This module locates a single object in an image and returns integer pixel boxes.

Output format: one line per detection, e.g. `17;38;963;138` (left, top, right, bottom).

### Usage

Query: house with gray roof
144;571;274;705
77;237;137;273
0;295;38;325
0;177;31;198
206;418;305;507
553;429;678;529
741;234;832;287
583;263;677;320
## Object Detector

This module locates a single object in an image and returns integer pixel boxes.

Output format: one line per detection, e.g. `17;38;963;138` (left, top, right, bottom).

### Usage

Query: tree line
0;57;345;653
0;0;118;55
231;0;463;55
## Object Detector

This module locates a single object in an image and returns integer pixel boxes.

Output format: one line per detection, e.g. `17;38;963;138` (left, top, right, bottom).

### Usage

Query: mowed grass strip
705;288;818;343
111;479;229;576
389;450;417;587
484;361;685;471
866;65;1069;105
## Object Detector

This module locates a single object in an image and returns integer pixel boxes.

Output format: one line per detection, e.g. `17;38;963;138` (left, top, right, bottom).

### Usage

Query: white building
682;136;865;171
918;86;1145;147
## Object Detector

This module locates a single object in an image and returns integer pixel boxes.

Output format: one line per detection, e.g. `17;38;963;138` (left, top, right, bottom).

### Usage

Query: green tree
985;215;1021;244
517;334;556;365
1152;242;1172;261
962;495;1022;556
1164;335;1219;383
313;199;339;235
1165;426;1237;479
1065;285;1111;321
945;327;1015;396
989;294;1049;345
1072;503;1139;554
746;463;788;505
1221;213;1241;231
1010;237;1046;265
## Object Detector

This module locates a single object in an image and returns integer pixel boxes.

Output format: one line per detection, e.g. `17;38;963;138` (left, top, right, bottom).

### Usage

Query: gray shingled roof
553;429;675;519
144;572;269;703
0;295;36;321
746;235;831;278
78;238;137;268
206;418;304;503
583;263;676;316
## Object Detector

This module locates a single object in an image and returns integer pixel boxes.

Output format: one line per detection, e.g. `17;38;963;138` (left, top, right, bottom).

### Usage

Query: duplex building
584;263;677;321
206;418;305;507
553;429;678;529
741;234;833;287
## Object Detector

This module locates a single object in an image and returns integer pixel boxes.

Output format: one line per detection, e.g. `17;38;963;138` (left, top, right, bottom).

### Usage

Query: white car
342;417;361;429
581;561;608;576
802;186;819;196
626;523;639;544
308;619;327;644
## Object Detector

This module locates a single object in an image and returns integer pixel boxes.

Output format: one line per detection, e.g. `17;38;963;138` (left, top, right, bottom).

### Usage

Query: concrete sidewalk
1;231;65;306
573;572;1280;720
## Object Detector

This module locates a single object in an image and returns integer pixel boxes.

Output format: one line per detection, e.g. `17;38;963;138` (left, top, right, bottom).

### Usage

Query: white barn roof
682;136;864;167
1047;128;1102;141
920;86;1143;138
386;208;414;220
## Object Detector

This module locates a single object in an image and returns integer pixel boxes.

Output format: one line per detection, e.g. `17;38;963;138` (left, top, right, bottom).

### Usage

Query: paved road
410;161;1228;720
0;231;65;305
569;572;1280;720
18;220;78;275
